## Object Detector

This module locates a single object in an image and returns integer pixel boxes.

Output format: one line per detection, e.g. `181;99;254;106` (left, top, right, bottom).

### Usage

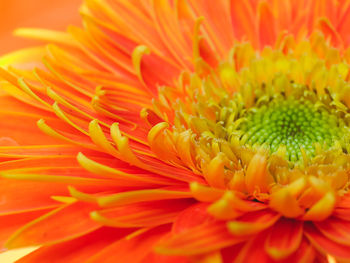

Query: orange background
0;0;82;55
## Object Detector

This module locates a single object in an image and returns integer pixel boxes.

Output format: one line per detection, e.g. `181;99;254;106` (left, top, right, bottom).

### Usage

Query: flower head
2;0;350;262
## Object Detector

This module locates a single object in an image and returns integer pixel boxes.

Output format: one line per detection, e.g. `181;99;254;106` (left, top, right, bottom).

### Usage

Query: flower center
239;98;342;162
147;41;350;203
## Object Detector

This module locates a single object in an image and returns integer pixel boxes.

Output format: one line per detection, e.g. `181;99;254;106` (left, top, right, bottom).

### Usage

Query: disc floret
239;97;343;162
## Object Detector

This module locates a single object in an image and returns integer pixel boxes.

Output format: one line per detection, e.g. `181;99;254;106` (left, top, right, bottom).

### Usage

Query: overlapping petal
2;0;350;262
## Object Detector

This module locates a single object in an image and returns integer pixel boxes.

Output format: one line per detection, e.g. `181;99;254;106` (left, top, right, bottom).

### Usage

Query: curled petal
189;182;224;202
227;209;280;236
245;153;272;194
302;192;336;221
269;187;304;218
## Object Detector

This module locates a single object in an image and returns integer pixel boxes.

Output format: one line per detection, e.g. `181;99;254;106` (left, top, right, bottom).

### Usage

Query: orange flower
1;0;350;262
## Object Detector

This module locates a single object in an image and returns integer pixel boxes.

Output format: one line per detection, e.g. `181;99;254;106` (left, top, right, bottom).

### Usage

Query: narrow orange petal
227;209;280;236
141;252;189;263
171;203;211;234
187;0;235;57
230;0;256;44
189;182;224;202
305;223;350;261
317;17;343;47
302;192;336;221
0;179;64;215
0;208;53;249
6;202;100;248
151;0;192;70
277;238;316;263
234;232;272;263
97;188;191;207
16;227;131;263
264;218;303;259
315;217;350;246
258;1;276;47
155;220;247;256
337;4;350;45
269;187;304;218
87;226;169;263
91;199;192;228
245;153;272;194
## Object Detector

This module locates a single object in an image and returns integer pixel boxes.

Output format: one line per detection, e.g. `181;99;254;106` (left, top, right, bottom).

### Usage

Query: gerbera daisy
2;0;350;262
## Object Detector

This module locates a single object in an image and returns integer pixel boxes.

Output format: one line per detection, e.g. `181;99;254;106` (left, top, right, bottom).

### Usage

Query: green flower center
239;98;342;162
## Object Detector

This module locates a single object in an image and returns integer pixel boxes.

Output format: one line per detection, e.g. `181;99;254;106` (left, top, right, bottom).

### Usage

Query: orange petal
16;227;131;263
141;252;188;263
333;207;350;221
135;47;181;92
151;0;192;70
172;203;212;234
0;91;48;116
279;238;316;263
245;152;272;194
155;220;247;256
189;182;224;202
258;1;276;48
97;188;191;207
207;191;266;221
337;4;350;45
0;179;64;215
227;191;267;212
305;223;350;261
187;0;235;57
264;218;303;259
77;152;175;187
0;110;64;145
155;203;247;255
5;202;100;248
220;243;244;262
234;232;272;263
87;225;169;263
207;192;244;220
236;235;316;263
0;208;53;249
317;17;343;47
0;144;94;158
227;209;280;236
315;217;350;246
269;187;304;218
202;153;227;189
91;199;192;228
302;192;336;221
230;0;256;44
333;194;350;220
274;1;292;31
